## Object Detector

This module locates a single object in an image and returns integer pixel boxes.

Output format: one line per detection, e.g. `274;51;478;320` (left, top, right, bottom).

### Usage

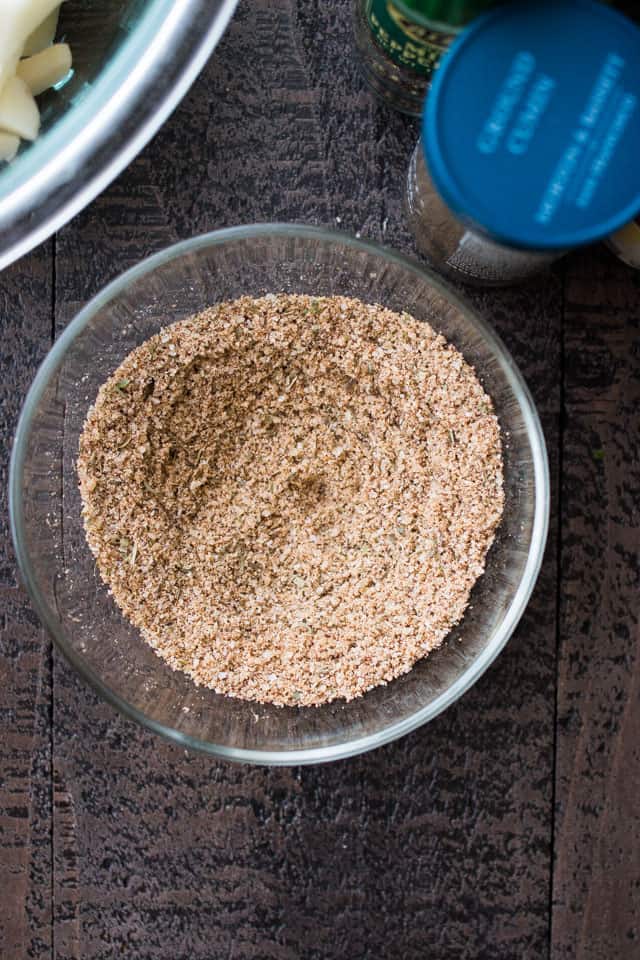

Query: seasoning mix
78;294;504;707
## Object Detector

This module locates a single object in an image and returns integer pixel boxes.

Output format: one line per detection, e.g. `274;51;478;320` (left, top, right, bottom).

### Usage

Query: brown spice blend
77;294;504;707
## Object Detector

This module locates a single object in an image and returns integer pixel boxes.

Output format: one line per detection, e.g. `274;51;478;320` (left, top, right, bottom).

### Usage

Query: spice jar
353;0;496;116
406;0;640;285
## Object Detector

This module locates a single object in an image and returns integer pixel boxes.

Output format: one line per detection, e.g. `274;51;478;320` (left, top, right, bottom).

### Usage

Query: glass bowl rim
9;222;551;765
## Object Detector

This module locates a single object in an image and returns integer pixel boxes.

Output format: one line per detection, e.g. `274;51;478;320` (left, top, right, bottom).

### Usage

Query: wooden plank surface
1;0;638;957
553;250;640;960
49;1;561;958
0;244;53;959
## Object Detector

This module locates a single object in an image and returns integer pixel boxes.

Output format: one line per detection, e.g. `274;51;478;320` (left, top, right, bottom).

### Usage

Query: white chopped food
0;1;72;161
0;131;20;161
17;42;70;96
0;0;60;90
0;75;39;140
23;7;59;57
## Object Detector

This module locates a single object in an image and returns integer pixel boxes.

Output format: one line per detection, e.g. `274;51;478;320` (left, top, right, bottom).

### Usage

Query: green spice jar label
365;0;452;77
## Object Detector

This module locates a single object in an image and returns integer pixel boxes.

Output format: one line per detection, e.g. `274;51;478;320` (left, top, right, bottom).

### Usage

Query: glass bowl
10;224;549;764
0;0;237;270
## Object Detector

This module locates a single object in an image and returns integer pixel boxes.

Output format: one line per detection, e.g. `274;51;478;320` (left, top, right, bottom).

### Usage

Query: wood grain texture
0;244;53;959
552;249;640;960
15;0;640;956
49;1;562;958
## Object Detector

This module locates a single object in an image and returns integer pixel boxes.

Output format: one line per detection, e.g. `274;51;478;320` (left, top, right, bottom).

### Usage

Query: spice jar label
364;0;450;77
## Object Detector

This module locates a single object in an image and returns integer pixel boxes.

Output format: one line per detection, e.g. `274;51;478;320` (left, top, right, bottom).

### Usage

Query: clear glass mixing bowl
10;225;549;764
0;0;237;270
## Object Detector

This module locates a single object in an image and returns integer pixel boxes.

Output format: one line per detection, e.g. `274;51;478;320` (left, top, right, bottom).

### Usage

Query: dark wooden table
2;1;639;957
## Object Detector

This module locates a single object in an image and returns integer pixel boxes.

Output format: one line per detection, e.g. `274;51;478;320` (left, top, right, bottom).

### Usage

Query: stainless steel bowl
0;0;237;270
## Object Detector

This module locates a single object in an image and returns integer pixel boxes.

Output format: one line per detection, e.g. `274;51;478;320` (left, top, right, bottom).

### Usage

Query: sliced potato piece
0;132;20;162
20;0;61;39
0;0;62;91
17;43;71;96
0;49;22;98
0;75;40;140
22;7;60;58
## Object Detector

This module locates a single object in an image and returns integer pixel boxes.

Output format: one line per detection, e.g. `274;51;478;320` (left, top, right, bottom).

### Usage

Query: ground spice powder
77;294;504;707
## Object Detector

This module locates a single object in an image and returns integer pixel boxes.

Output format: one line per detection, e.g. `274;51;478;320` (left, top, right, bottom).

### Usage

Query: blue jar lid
422;0;640;250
